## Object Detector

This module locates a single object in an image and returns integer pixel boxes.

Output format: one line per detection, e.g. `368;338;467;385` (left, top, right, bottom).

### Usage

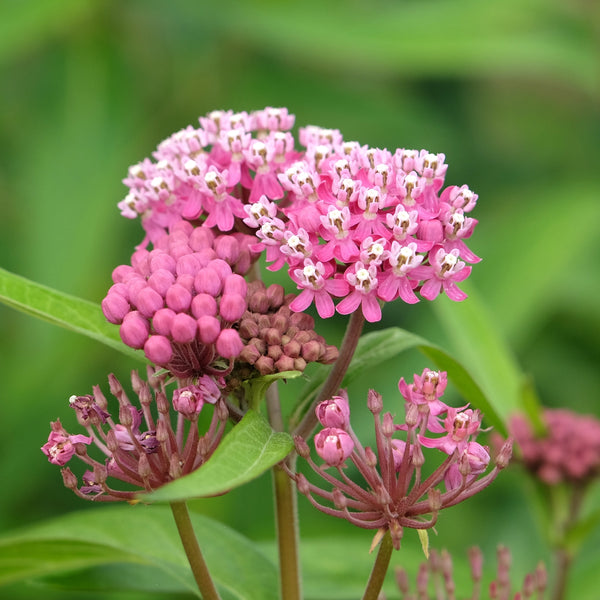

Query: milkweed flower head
509;409;600;485
41;368;229;501
291;369;512;550
119;107;480;324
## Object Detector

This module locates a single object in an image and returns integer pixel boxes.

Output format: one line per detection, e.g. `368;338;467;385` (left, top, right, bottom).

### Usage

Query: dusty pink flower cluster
510;409;600;485
41;369;228;501
119;107;479;323
293;369;512;549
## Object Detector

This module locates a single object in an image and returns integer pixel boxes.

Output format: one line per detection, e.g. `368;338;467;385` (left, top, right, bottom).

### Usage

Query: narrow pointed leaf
145;410;293;503
0;505;277;599
0;267;144;362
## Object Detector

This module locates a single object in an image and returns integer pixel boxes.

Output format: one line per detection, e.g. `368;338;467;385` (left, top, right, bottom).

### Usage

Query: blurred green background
1;0;599;598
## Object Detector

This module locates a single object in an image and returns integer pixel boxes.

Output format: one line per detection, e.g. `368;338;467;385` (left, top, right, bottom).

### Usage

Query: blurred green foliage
1;0;598;598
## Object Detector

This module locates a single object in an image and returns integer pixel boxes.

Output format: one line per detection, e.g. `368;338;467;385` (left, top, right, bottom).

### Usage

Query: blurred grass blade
0;505;278;600
292;327;507;434
0;267;144;363
144;410;293;503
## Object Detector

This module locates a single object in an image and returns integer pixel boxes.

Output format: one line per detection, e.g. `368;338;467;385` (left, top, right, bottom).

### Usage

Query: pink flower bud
255;355;275;374
314;427;354;466
194;267;222;296
171;313;198;344
367;389;383;414
301;340;322;362
149;252;176;274
101;292;130;324
152;308;175;336
216;329;244;358
316;394;350;429
135;286;164;317
222;274;247;296
165;283;192;312
197;315;221;344
214;235;240;264
266;284;285;308
189;226;215;251
144;335;173;365
147;268;175;296
120;311;150;349
209;258;233;280
191;293;218;318
112;264;137;283
275;355;295;372
131;249;151;276
176;253;203;276
219;293;247;322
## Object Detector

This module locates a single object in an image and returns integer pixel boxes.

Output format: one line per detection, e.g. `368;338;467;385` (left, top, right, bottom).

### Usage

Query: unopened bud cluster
233;280;338;380
41;368;228;501
292;369;512;549
395;545;547;600
510;408;600;485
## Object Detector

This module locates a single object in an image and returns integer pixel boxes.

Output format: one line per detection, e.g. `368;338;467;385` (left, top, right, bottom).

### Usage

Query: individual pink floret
336;262;381;322
289;258;349;319
419;407;482;455
42;422;92;466
414;246;472;301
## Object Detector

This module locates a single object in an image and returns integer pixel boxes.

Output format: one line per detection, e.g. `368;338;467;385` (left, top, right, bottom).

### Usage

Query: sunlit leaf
0;267;144;363
0;506;278;600
145;410;293;503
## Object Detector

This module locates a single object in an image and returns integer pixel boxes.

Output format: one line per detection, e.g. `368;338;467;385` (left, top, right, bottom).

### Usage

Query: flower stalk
170;501;222;600
362;530;394;600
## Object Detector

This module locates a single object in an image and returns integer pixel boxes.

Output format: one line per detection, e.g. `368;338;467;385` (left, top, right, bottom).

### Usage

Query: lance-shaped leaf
0;505;278;600
145;410;293;503
0;267;144;362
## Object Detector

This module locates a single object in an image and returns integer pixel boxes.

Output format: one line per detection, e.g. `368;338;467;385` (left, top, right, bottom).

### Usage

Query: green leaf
145;410;293;503
0;505;278;600
293;327;507;435
564;507;600;555
432;289;523;428
0;267;144;363
520;375;547;436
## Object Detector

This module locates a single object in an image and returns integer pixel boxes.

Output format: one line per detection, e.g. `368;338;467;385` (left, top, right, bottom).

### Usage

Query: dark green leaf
0;267;144;363
0;505;278;600
145;410;293;503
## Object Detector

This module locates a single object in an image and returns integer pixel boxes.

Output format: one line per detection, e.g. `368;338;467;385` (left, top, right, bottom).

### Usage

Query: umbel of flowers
41;368;229;501
292;369;512;550
118;106;480;324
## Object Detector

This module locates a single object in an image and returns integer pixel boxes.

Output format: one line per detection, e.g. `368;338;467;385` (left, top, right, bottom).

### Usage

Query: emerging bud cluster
41;368;228;501
395;545;547;600
292;369;512;549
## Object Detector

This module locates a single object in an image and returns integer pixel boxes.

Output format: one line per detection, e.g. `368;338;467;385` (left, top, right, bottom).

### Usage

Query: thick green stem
170;501;222;600
362;531;394;600
267;383;302;600
294;310;365;440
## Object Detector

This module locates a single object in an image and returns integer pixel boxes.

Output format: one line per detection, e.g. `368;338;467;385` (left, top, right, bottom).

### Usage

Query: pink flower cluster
41;369;228;501
292;369;511;549
245;140;479;322
510;408;600;485
102;220;260;378
118;107;479;323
